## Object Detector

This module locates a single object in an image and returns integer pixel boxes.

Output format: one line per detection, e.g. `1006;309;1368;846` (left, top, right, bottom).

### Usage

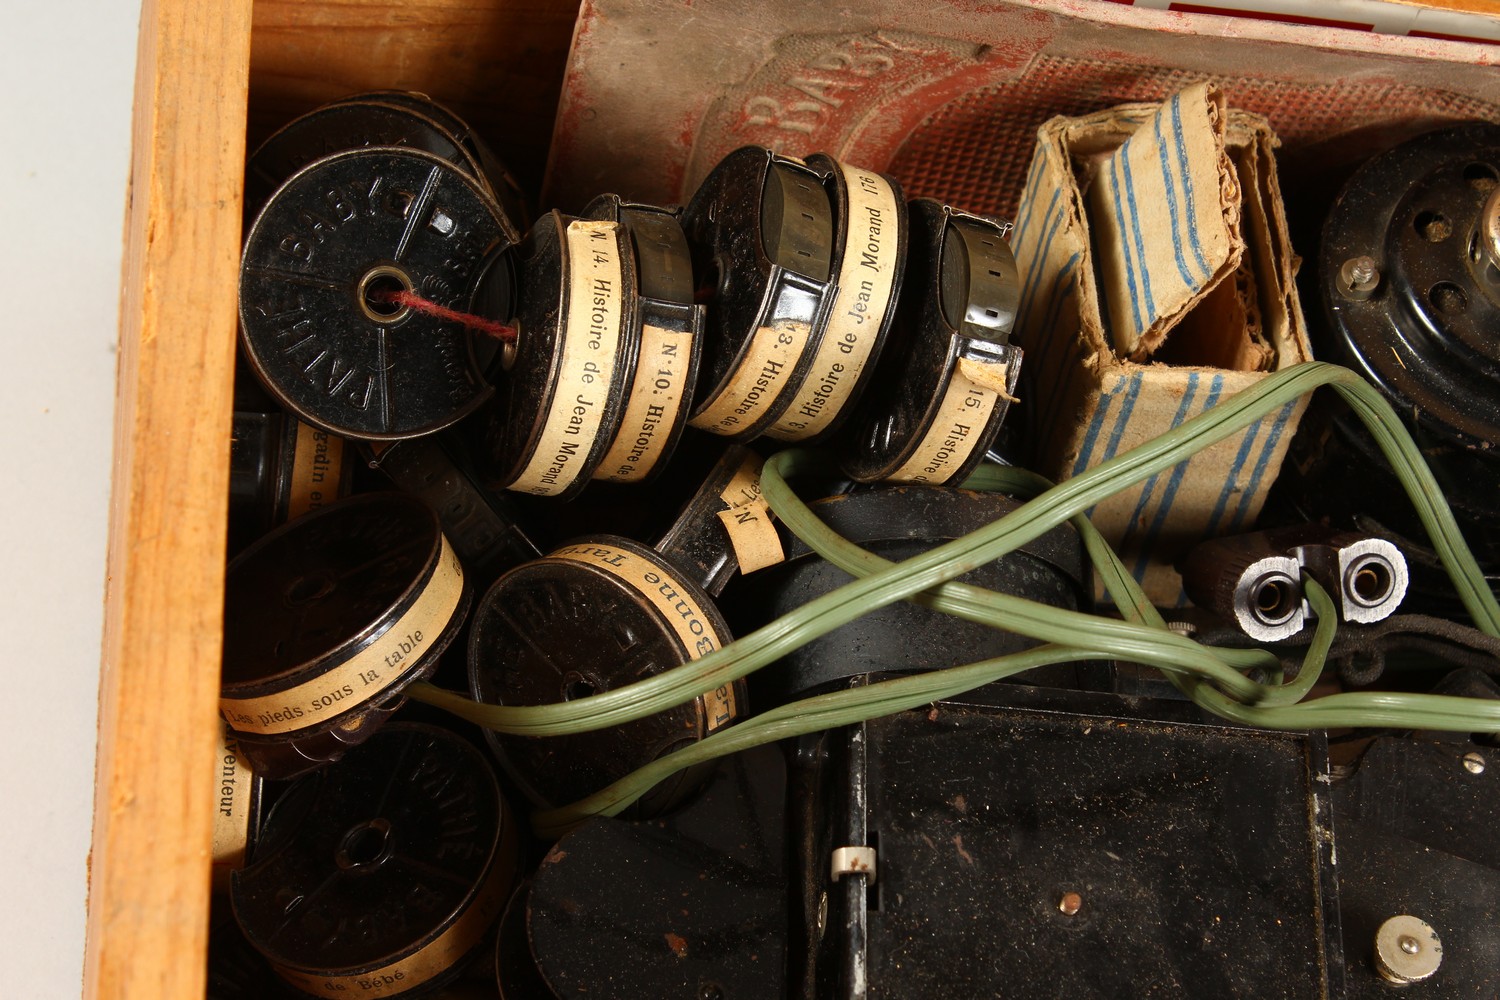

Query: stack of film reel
219;91;1030;999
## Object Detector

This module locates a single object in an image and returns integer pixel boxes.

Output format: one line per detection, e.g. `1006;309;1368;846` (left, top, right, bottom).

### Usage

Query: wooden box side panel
84;0;252;998
248;0;581;197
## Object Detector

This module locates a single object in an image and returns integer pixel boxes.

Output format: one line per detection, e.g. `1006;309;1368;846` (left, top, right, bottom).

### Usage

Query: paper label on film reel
511;220;625;495
770;164;901;441
888;357;1018;484
597;322;694;482
274;803;520;998
689;317;812;435
211;724;256;877
220;536;464;735
286;420;345;520
715;451;784;574
547;542;739;730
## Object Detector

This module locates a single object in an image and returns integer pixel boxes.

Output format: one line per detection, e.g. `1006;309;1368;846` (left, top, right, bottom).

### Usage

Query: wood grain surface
84;0;251;997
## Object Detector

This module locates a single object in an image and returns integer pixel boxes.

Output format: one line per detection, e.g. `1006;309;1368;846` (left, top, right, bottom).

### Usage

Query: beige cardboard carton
1011;83;1311;604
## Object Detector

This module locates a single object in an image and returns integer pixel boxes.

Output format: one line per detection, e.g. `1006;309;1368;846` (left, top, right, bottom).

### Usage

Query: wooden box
87;3;578;997
88;1;1499;998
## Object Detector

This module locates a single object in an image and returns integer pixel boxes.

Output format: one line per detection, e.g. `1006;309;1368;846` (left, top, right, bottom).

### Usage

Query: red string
376;289;517;342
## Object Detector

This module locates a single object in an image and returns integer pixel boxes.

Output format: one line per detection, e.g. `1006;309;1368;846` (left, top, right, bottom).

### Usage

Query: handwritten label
596;322;694;482
221;536;464;735
274;805;518;997
510;220;624;495
888;358;1016;484
286;420;345;520
690;318;810;435
714;452;784;574
547;543;738;730
770;164;900;440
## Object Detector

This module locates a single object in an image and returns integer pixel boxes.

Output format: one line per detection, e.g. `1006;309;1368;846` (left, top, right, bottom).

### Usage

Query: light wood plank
83;0;252;997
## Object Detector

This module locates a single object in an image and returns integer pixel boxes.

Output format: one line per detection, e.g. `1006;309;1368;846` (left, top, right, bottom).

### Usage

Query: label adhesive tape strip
586;197;705;483
841;199;1024;485
479;212;641;499
683;147;839;440
768;155;908;444
209;723;261;889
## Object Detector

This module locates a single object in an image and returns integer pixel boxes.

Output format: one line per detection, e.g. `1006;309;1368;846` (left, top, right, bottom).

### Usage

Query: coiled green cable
410;361;1498;738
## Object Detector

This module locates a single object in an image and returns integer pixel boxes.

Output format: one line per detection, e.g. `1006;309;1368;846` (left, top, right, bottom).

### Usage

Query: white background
0;1;143;994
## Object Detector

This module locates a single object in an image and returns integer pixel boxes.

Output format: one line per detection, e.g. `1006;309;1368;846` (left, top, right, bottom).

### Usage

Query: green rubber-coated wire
959;462;1496;730
532;473;1492;837
530;645;1102;838
407;361;1500;737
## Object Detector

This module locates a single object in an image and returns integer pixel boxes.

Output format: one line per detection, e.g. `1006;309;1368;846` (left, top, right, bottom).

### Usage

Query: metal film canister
681;146;838;441
220;493;470;779
476;210;641;499
466;446;769;814
239;147;513;441
841;199;1022;485
232;724;521;997
583;195;704;484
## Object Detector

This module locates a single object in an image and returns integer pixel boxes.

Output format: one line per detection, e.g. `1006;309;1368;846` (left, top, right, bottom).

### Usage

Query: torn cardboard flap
1010;84;1310;605
1086;82;1243;361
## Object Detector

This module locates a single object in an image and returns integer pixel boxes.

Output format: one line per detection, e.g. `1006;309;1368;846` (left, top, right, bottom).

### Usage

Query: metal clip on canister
466;445;770;815
1181;527;1409;642
841;199;1022;485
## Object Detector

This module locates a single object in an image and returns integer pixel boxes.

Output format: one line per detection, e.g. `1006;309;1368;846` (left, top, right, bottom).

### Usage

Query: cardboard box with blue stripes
1012;82;1311;605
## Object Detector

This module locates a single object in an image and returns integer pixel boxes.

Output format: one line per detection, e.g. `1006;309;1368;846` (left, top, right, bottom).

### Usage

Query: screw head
1375;915;1443;984
1339;255;1381;300
1058;891;1083;916
1463;751;1486;775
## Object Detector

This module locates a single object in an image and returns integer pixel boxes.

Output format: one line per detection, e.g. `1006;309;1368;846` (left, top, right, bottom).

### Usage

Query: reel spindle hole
357;265;414;324
336;817;394;871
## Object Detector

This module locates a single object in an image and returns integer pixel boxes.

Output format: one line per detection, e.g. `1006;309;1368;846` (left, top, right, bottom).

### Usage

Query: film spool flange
232;723;520;999
220;492;470;780
239;146;512;441
841;199;1023;485
245;100;498;225
765;154;909;445
329;90;532;237
467;536;742;815
682;146;839;441
583;195;705;484
477;211;642;499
